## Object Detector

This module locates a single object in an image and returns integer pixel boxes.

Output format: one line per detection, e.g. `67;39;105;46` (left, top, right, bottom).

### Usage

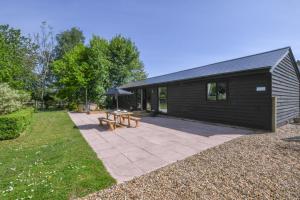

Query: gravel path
79;124;300;200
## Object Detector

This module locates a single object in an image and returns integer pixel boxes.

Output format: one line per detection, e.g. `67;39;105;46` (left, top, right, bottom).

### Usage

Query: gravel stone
79;124;300;200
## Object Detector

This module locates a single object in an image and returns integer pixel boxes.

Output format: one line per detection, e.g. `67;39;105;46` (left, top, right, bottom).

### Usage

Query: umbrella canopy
106;87;133;109
106;87;133;96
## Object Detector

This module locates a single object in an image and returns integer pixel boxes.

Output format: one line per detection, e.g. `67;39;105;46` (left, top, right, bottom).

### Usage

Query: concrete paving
68;112;253;183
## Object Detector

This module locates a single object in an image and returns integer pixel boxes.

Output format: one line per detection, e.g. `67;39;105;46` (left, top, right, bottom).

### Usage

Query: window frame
206;81;228;102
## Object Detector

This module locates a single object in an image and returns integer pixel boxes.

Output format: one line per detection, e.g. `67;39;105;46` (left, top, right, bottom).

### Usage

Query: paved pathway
68;112;253;183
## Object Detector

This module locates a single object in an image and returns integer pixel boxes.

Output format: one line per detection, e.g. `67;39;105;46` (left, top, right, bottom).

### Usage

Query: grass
0;111;116;200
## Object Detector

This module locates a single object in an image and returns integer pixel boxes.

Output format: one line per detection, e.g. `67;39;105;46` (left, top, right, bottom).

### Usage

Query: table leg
128;115;131;126
120;115;123;124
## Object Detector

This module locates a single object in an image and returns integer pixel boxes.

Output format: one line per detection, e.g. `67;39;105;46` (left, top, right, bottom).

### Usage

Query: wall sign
256;86;266;92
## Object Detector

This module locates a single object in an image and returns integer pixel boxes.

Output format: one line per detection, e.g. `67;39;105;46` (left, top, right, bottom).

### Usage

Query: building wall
166;71;272;130
272;52;300;126
121;70;272;130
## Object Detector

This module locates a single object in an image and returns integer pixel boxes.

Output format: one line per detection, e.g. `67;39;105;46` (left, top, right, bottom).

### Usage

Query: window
217;82;227;100
158;87;167;113
207;82;217;100
207;82;227;101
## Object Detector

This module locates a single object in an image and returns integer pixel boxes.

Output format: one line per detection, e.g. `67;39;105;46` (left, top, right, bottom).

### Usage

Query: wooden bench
98;117;116;131
130;116;141;127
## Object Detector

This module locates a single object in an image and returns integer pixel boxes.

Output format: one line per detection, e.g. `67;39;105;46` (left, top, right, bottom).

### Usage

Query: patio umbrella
106;87;133;110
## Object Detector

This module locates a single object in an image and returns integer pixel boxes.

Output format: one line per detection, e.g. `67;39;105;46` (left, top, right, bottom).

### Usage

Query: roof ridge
145;46;290;80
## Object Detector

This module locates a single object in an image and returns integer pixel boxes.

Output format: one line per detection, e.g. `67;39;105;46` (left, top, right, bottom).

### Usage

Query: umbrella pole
116;94;119;110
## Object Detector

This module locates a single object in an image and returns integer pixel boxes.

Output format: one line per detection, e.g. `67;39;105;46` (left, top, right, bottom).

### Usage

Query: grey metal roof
121;47;290;88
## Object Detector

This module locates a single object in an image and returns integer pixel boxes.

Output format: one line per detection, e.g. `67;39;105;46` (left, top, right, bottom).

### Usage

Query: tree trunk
85;87;88;112
41;87;44;110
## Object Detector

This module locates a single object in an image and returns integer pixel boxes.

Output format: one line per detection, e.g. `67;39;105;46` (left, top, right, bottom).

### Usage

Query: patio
69;112;254;183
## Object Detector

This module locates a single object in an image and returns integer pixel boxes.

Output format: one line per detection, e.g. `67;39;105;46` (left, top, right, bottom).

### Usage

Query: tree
53;34;147;110
34;22;55;109
87;36;110;106
108;35;147;87
0;24;37;91
297;60;300;68
53;37;112;110
55;27;85;59
53;44;92;110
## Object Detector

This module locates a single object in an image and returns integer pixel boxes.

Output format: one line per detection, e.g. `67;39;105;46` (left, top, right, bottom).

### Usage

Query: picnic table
105;110;133;126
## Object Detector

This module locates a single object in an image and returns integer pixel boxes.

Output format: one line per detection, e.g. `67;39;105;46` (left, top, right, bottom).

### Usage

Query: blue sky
1;0;299;77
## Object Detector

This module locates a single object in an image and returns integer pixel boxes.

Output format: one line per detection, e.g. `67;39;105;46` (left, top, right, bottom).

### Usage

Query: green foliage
0;83;31;115
53;44;91;105
0;23;147;110
87;36;110;105
108;35;147;86
297;60;300;67
55;27;85;59
0;24;37;91
0;111;115;199
53;34;147;108
0;108;33;140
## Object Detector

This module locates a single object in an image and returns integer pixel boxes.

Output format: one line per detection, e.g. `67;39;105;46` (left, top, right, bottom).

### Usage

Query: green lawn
0;111;115;200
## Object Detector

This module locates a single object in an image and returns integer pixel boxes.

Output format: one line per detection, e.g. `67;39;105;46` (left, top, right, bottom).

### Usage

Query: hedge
0;108;34;140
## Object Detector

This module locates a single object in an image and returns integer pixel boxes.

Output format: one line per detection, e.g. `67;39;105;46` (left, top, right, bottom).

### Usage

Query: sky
1;0;300;77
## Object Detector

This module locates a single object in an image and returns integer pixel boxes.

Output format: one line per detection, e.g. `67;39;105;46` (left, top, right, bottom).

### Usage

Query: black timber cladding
272;52;300;126
166;71;272;130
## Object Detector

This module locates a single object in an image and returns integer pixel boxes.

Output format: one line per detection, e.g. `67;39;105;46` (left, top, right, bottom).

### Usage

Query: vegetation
0;111;115;199
54;27;85;59
33;22;56;109
0;108;33;140
0;23;147;110
108;35;147;86
0;25;37;91
0;83;31;115
53;34;147;109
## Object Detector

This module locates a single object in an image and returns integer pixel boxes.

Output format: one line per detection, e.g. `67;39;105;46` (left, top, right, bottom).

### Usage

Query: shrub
0;108;34;140
67;102;78;111
0;83;31;115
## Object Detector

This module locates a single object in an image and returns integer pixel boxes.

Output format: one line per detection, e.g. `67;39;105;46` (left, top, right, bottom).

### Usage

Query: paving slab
68;112;253;183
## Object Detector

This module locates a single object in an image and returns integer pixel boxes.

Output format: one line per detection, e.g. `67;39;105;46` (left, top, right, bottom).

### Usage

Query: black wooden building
119;47;300;130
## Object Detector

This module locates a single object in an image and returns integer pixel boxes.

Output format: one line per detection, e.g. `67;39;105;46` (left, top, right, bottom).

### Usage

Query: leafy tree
297;60;300;68
108;35;147;87
0;83;30;114
53;34;147;110
0;24;37;90
55;27;85;59
53;44;91;110
87;36;111;106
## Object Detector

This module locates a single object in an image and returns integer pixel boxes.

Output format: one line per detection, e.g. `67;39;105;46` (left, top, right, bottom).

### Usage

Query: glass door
158;87;167;113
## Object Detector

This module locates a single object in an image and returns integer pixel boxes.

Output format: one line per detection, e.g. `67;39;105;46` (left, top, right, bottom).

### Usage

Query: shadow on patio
140;116;254;137
75;124;108;132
